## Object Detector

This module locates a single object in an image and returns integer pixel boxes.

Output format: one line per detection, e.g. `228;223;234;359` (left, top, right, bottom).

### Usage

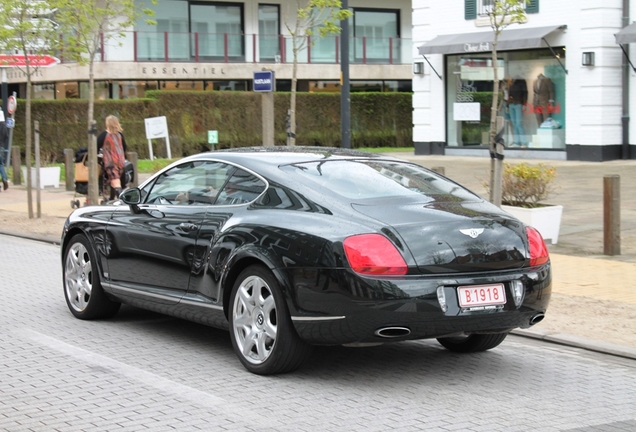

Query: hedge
9;91;413;163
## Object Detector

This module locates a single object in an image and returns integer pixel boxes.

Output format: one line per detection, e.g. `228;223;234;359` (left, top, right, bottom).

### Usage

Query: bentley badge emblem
460;228;484;239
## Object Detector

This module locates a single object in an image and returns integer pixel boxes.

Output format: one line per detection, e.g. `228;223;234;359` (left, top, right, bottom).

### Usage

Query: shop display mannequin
507;77;528;146
533;73;555;126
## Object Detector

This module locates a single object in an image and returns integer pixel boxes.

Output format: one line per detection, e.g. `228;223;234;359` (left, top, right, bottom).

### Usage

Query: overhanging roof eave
418;25;566;56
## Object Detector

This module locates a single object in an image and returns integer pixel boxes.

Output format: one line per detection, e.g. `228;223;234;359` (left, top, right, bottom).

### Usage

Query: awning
615;22;636;44
418;25;566;55
615;22;636;72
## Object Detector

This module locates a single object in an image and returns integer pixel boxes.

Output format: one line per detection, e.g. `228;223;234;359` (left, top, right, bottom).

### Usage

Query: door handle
179;222;199;232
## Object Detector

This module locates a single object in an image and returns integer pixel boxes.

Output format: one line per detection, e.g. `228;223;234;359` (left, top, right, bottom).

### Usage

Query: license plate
457;284;506;308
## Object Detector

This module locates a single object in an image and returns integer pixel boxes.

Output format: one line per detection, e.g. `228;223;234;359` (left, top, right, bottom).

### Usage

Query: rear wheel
437;333;508;353
63;234;121;320
229;265;312;375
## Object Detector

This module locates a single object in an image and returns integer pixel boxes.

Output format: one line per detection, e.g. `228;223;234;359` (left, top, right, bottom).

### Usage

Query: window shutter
465;0;477;20
526;0;539;14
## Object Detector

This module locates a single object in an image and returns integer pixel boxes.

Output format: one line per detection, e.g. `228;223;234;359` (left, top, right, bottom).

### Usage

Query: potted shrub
492;162;562;245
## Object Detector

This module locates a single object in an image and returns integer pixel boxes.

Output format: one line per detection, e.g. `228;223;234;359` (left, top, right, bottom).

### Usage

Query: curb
512;328;636;361
0;229;61;246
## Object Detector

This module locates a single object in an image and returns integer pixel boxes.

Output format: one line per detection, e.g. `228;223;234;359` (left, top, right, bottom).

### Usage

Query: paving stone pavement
1;236;636;431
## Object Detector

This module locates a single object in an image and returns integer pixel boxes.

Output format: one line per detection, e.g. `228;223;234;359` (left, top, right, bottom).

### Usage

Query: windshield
281;160;480;202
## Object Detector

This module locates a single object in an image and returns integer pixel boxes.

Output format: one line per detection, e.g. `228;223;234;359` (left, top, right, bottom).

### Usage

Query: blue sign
253;71;274;92
5;118;15;128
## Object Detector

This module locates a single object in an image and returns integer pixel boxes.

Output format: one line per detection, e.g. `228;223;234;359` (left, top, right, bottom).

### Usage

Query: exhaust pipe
374;327;411;338
529;313;545;326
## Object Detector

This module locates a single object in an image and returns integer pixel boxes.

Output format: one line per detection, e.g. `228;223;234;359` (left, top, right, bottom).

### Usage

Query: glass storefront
446;48;566;150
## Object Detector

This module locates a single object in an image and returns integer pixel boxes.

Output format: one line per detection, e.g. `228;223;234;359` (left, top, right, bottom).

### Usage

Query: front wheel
63;234;121;320
437;333;508;353
229;265;312;375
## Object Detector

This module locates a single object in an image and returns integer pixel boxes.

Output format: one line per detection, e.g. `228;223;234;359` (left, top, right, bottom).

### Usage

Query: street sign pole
253;70;275;147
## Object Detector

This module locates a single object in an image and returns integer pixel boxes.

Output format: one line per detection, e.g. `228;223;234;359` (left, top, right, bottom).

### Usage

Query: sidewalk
1;154;635;359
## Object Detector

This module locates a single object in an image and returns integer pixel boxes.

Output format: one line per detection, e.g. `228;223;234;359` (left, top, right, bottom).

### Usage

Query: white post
148;139;154;160
165;136;171;159
34;121;41;218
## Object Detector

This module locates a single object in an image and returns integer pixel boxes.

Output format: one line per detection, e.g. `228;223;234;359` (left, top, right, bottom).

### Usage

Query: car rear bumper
287;266;551;345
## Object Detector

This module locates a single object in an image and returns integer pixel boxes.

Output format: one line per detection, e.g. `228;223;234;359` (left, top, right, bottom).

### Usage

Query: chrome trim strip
105;283;181;302
180;298;223;311
291;316;346;322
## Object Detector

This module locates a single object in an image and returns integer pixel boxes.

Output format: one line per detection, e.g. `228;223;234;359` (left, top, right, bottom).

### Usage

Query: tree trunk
25;66;33;219
87;60;99;205
489;36;504;207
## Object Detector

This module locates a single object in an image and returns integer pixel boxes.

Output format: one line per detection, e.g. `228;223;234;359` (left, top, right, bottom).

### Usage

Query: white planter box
501;204;563;245
21;166;61;189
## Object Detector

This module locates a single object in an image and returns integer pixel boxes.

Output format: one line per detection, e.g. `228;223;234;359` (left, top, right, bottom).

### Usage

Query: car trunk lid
351;200;527;274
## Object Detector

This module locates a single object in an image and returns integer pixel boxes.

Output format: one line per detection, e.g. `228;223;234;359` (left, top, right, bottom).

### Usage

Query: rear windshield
281;160;479;202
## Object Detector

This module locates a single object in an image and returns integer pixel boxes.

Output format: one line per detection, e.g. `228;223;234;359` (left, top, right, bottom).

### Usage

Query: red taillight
526;227;549;266
343;234;407;275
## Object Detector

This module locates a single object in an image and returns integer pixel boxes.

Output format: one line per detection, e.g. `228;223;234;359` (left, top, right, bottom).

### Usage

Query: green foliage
8;92;412;162
488;0;528;33
137;158;173;173
53;0;155;65
294;0;352;38
499;162;558;208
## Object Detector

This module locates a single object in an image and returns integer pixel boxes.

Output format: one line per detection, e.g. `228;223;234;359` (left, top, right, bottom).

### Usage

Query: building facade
3;0;412;100
413;0;636;161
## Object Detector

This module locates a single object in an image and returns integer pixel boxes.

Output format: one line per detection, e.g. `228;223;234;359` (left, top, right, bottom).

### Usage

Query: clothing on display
507;78;528;146
533;73;555;126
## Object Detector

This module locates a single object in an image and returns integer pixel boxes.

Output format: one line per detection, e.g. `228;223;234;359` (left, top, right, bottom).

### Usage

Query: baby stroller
71;147;134;208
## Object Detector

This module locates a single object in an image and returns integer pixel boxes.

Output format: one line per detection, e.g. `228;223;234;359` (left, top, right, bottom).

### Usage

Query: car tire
436;333;508;353
229;265;312;375
63;234;121;320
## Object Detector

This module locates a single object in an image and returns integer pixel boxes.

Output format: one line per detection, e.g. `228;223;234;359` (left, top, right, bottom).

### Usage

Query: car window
215;169;266;205
145;161;232;205
281;160;479;202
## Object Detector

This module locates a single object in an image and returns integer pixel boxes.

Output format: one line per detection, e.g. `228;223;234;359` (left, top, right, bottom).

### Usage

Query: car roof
187;146;398;169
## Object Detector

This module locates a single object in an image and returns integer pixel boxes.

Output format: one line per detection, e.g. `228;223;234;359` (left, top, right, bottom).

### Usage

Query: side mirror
120;188;141;205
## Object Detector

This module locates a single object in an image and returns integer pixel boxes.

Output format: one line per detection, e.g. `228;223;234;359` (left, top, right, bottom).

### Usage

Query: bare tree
485;0;527;207
0;0;60;218
53;0;154;205
284;0;351;146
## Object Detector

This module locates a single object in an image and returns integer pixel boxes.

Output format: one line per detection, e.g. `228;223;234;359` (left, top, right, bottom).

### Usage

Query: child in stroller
71;147;134;208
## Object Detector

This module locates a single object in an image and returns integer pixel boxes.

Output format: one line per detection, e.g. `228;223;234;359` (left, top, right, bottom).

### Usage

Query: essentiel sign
0;54;60;68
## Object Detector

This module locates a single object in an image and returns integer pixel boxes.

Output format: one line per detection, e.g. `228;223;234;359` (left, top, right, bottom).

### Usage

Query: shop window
117;81;158;99
33;84;55;100
55;82;79;99
79;81;109;100
446;48;565;150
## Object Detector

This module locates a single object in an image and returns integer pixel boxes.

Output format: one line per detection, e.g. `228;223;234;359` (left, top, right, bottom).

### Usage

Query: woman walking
98;115;127;200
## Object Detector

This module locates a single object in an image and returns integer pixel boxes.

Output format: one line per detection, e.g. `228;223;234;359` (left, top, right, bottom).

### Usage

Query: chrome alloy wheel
232;275;278;364
64;242;93;312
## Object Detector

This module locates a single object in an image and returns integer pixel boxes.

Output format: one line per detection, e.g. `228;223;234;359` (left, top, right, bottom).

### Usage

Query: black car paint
61;148;551;346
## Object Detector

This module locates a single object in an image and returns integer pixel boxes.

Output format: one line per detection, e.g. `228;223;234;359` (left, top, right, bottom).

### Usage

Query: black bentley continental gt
61;147;551;375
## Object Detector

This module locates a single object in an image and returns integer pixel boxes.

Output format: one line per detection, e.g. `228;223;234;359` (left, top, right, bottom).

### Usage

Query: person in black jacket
0;121;9;190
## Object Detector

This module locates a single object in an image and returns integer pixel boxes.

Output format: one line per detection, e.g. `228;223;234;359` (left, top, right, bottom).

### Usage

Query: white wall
412;0;628;148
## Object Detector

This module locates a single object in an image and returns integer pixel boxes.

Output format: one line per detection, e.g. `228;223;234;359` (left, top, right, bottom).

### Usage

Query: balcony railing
61;31;412;65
